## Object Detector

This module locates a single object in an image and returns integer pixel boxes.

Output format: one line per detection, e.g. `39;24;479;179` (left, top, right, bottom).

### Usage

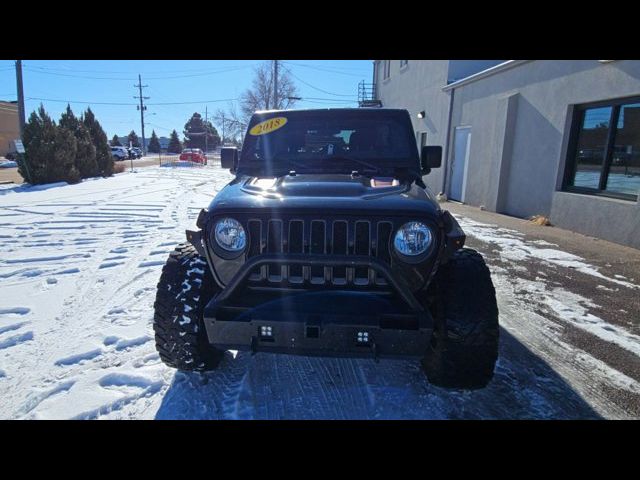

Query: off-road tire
422;248;499;389
153;243;223;371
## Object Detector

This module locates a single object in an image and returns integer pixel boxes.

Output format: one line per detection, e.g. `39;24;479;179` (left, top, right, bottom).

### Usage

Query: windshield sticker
249;117;288;136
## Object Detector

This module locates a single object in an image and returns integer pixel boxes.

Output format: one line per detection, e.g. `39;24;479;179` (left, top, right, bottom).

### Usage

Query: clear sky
0;60;373;140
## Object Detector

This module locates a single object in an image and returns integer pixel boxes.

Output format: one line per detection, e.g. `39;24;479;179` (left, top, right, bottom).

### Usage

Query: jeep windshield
237;109;421;178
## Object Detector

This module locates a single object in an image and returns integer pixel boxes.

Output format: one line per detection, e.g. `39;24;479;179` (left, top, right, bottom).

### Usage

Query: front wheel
153;243;223;371
422;248;499;390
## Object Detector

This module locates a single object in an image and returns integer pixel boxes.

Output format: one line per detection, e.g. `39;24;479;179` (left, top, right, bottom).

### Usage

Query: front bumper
203;254;434;360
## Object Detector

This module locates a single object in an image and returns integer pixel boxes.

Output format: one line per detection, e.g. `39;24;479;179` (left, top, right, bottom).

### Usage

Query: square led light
260;326;273;337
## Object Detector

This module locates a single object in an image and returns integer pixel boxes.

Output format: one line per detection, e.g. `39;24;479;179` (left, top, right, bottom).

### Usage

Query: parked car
179;148;207;164
110;146;128;161
131;147;143;159
152;108;499;390
125;147;140;159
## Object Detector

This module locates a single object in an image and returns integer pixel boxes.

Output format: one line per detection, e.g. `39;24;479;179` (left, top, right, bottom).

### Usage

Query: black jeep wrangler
153;108;499;389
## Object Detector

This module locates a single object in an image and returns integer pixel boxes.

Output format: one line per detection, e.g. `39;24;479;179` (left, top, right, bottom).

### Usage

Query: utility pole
15;60;25;138
221;113;225;145
134;74;149;156
273;60;278;110
204;106;208;154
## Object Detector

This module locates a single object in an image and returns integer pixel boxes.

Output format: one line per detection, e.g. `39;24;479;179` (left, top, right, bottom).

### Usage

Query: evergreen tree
183;112;220;151
21;104;79;184
111;134;122;146
148;130;161;153
59;104;80;131
127;130;140;148
59;104;98;179
54;127;80;184
167;129;182;153
83;107;113;177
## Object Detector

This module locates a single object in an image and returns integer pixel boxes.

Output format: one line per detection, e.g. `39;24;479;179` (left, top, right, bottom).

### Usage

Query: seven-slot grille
245;217;394;287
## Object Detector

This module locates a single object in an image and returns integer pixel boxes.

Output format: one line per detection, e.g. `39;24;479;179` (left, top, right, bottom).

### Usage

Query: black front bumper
203;254;434;360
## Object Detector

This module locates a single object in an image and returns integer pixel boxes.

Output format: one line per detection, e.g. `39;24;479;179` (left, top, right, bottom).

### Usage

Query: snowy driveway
0;166;638;419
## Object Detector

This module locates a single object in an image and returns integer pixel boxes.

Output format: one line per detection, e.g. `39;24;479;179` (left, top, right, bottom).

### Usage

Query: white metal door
449;126;471;202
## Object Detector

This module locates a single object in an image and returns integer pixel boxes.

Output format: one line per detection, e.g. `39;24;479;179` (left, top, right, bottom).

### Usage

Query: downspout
440;87;455;195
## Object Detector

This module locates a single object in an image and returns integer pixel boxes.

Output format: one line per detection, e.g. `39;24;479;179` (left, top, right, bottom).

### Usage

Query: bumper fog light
260;326;273;337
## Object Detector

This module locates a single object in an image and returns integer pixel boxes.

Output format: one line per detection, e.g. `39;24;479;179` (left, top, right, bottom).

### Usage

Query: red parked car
179;148;207;164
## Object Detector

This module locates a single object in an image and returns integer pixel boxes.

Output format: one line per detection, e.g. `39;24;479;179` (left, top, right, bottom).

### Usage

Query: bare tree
240;61;299;120
213;62;299;147
213;102;246;146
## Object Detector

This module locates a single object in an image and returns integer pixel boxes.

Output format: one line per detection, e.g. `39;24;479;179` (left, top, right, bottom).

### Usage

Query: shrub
59;105;98;179
83;108;113;177
21;105;79;185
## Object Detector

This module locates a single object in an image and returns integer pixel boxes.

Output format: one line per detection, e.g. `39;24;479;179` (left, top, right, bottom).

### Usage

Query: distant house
0;101;19;157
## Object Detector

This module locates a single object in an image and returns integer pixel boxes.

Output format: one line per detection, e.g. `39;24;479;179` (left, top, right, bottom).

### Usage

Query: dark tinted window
606;102;640;196
565;98;640;199
239;111;418;176
570;106;611;189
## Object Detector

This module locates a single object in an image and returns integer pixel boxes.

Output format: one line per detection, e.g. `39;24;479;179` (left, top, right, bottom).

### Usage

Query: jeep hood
208;174;440;217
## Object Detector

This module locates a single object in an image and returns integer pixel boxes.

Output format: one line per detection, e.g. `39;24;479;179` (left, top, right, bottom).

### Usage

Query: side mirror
220;147;238;171
421;145;442;173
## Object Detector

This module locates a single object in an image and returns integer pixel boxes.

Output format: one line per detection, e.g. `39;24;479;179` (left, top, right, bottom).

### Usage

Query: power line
144;66;250;80
287;61;372;71
26;97;137;105
303;97;358;102
149;98;239;105
22;62;259;75
22;67;135;81
22;65;252;81
25;96;240;106
300;100;359;106
281;61;370;78
285;68;355;97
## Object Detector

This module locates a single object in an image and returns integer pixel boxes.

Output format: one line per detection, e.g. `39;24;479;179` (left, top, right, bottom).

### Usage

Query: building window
383;60;391;80
564;97;640;200
400;60;409;69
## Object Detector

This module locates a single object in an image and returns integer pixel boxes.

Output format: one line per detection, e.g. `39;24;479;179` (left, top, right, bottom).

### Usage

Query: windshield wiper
322;156;381;174
244;156;387;176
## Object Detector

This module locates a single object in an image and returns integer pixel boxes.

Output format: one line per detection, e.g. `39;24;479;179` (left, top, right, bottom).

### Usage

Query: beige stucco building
0;101;19;157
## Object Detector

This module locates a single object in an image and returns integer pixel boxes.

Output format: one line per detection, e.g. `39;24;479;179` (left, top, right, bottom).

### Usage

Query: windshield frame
237;109;422;179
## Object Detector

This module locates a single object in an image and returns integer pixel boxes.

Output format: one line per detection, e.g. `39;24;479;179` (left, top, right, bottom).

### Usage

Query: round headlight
214;218;246;252
394;222;432;257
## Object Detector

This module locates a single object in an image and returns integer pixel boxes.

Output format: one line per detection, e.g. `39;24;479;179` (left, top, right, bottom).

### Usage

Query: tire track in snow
0;168;215;418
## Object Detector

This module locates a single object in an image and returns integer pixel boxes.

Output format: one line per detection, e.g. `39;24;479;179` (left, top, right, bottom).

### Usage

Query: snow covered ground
0;166;638;419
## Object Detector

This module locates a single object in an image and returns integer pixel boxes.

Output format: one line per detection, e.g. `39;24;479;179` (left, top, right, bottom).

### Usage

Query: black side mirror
421;146;442;173
221;147;238;171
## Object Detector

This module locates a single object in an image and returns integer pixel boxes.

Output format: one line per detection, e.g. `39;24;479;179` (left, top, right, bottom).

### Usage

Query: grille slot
331;221;348;285
267;220;283;281
244;217;394;288
310;220;326;283
354;221;371;285
288;220;304;282
248;220;262;281
376;222;393;285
